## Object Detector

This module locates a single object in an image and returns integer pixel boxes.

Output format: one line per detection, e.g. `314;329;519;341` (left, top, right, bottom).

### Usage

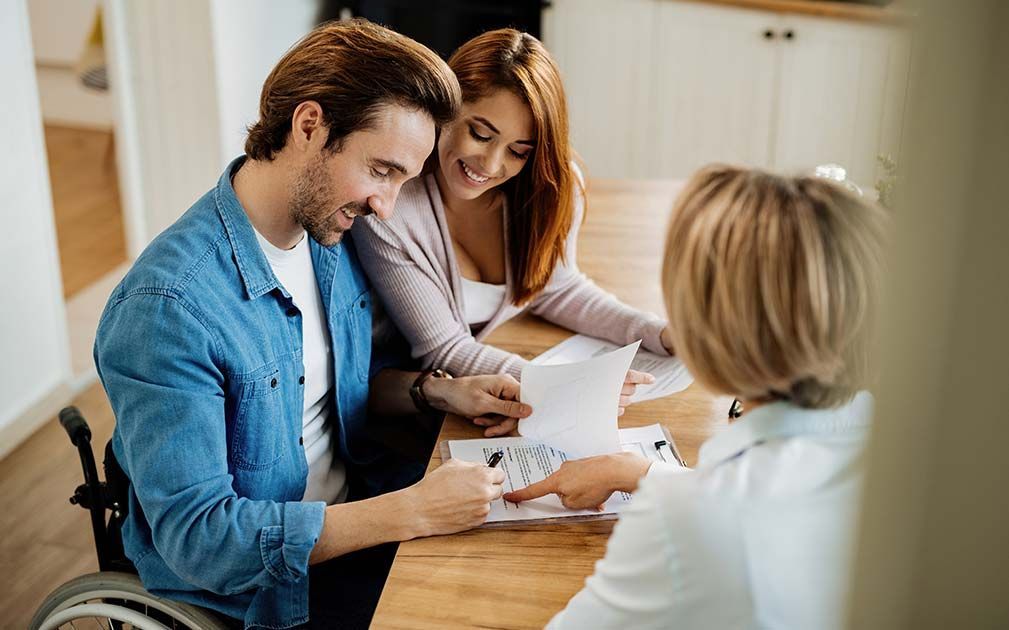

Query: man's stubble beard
289;153;349;247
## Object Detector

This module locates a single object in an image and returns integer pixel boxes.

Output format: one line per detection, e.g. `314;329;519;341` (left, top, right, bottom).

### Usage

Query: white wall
28;0;114;129
0;0;73;457
34;66;114;129
104;0;223;245
106;0;318;251
210;0;318;167
27;0;99;66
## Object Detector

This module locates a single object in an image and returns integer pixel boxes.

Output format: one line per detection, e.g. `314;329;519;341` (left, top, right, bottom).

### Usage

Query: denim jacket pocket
346;289;372;384
231;366;287;470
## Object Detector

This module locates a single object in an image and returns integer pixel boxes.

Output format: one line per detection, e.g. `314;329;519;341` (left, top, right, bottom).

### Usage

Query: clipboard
437;423;686;528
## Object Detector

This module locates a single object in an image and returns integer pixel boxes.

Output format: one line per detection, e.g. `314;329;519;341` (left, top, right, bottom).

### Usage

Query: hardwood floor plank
0;382;114;627
43;125;127;298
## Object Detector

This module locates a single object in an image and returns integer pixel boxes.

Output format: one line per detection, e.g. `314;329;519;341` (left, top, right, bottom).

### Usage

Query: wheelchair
29;407;234;630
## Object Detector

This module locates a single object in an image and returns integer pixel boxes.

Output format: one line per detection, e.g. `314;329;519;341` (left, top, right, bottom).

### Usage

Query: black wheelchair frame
59;405;135;575
32;407;232;629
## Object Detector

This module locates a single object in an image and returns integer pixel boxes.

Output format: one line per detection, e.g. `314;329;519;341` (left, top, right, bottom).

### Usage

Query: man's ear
290;101;326;152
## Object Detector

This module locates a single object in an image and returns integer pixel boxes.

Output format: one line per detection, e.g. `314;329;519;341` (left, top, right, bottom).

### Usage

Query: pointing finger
502;476;557;503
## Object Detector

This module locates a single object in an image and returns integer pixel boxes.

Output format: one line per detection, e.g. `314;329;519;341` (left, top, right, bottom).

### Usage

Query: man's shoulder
112;189;233;304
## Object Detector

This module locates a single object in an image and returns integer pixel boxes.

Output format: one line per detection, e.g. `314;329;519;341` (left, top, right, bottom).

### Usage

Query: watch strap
410;368;451;413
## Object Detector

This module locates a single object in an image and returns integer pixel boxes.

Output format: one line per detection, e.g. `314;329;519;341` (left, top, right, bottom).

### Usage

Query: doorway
28;0;131;384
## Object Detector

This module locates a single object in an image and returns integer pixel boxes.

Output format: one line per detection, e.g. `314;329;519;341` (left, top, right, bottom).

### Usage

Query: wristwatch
410;368;452;413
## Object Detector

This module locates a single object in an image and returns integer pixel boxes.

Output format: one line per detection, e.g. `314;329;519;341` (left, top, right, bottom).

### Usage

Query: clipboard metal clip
654;439;686;467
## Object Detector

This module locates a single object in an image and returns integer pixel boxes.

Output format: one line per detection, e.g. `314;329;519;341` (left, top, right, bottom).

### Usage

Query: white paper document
518;341;639;459
445;424;681;523
532;334;694;403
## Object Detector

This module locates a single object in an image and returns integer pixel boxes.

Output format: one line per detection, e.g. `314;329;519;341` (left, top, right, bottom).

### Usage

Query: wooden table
371;180;732;629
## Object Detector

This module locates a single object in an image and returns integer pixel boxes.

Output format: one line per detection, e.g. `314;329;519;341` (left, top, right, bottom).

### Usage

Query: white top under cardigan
351;171;670;379
547;392;874;630
460;277;507;326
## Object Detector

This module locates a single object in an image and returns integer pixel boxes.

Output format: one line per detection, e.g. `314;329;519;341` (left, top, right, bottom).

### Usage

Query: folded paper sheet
532;334;693;403
518;340;640;458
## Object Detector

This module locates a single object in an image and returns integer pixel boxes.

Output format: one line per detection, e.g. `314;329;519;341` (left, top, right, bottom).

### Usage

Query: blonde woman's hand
619;369;655;416
502;452;652;511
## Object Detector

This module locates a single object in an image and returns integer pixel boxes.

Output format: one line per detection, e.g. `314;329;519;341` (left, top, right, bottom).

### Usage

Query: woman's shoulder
391;174;438;223
570;160;585;187
357;174;439;243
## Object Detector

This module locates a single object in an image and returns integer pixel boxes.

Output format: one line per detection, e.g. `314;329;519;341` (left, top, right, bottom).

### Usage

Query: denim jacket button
359;299;367;309
298;376;305;385
270;378;278;388
299;436;304;445
286;307;298;317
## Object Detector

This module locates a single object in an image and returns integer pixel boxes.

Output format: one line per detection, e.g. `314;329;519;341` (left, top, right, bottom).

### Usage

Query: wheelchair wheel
29;571;233;630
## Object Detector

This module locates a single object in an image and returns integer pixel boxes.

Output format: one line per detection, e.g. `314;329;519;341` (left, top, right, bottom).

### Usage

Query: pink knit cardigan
352;172;670;379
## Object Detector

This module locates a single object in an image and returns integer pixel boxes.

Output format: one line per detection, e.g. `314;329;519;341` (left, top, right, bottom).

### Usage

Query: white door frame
102;0;149;259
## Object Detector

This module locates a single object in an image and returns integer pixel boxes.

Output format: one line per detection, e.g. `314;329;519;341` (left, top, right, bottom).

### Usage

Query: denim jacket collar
214;156;275;300
697;392;873;470
214;156;343;301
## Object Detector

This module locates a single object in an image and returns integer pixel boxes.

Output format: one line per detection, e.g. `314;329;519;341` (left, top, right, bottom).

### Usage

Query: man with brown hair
95;20;530;629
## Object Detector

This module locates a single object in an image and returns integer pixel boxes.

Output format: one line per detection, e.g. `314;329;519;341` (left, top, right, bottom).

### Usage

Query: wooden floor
45;125;127;298
0;382;115;628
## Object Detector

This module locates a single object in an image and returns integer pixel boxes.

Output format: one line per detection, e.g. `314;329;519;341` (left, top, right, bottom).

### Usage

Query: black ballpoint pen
486;451;504;468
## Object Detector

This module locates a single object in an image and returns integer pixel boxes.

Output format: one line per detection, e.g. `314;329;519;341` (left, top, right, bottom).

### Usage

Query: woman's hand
620;370;655;415
660;325;675;355
424;374;532;437
502;452;652;511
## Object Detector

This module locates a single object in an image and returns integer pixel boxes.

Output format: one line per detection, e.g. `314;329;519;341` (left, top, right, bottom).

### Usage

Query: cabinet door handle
784;29;795;40
763;29;776;40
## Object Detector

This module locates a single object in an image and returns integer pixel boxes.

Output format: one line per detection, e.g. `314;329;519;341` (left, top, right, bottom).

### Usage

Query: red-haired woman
354;29;674;434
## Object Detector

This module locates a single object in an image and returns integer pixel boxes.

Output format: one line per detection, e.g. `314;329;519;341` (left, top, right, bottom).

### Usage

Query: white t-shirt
254;228;347;504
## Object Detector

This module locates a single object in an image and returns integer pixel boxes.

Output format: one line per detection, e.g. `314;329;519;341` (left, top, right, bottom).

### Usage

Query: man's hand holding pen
405;458;507;537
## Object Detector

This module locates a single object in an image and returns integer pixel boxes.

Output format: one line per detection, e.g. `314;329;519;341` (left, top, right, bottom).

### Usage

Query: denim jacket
95;157;379;629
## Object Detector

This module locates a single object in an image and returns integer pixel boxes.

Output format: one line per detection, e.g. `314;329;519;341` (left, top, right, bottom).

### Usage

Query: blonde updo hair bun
662;165;888;409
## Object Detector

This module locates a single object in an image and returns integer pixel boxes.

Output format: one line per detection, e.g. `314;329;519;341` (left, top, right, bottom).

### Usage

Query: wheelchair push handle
59;406;92;446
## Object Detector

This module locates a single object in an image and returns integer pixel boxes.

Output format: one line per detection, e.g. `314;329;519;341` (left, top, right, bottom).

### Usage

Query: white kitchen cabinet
542;0;656;178
543;0;911;185
773;13;910;185
648;2;780;179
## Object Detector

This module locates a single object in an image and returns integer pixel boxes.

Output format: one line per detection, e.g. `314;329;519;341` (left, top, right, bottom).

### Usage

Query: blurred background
2;0;913;441
1;0;1005;628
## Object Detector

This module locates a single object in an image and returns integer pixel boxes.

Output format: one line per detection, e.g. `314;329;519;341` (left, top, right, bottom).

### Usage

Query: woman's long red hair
448;29;583;306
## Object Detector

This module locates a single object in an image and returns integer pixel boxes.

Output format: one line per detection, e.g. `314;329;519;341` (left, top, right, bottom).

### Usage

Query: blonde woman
505;166;888;629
